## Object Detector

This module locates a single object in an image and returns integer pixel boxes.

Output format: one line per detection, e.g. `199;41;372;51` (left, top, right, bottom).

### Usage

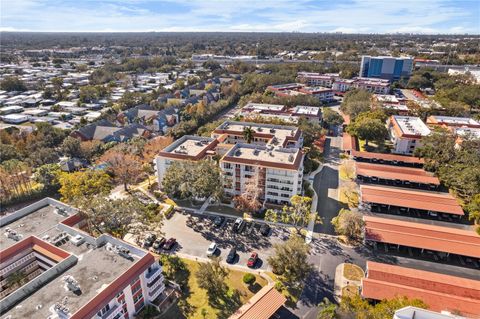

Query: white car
206;242;217;257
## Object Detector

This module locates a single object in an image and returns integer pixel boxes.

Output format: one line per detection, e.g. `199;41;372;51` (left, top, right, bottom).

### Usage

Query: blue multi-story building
360;56;413;81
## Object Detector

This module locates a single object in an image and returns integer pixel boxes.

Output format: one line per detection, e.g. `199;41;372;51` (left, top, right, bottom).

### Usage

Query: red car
163;238;177;250
247;252;258;268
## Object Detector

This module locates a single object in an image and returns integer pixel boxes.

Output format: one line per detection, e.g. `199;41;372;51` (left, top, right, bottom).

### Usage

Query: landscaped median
333;263;365;301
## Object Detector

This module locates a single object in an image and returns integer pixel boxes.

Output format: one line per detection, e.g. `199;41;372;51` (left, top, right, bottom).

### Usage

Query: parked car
233;218;243;232
213;216;225;227
260;224;271;236
152;237;166;251
143;234;157;248
207;242;217;257
163;238;176;250
247;252;258;268
226;246;237;263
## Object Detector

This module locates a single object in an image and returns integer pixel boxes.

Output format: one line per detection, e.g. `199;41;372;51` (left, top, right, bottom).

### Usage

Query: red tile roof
356;162;439;185
361;185;463;215
342;133;357;151
229;285;286;319
363;215;480;258
362;261;480;316
351;150;424;164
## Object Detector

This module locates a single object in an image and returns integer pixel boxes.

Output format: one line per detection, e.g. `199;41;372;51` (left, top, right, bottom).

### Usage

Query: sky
0;0;479;34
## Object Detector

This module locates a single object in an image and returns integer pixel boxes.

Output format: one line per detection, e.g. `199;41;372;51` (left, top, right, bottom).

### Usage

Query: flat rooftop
214;121;300;147
427;115;480;128
5;240;140;318
292;105;320;116
158;135;217;160
361;185;463;215
390;115;431;138
0;205;68;250
243;103;285;112
0;198;152;318
222;144;302;170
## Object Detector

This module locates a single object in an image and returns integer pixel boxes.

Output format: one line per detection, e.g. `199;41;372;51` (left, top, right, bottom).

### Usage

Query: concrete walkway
333;263;363;302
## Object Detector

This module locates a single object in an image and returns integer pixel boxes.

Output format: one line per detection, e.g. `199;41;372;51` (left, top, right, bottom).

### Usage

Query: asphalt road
313;134;347;235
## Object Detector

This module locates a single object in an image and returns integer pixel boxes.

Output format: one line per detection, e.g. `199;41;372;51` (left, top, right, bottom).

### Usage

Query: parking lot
160;211;291;270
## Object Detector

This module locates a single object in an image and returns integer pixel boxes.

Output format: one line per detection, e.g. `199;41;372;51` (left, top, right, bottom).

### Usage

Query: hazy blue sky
1;0;479;33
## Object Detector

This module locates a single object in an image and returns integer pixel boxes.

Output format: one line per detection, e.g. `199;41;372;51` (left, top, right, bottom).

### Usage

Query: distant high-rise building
360;56;413;81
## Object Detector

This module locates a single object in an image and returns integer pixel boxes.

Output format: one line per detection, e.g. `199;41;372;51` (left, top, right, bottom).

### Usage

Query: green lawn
343;263;364;281
358;139;391;153
161;257;267;319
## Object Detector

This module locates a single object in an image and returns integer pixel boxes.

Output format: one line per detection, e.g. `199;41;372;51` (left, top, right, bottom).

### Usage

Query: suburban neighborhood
1;3;479;319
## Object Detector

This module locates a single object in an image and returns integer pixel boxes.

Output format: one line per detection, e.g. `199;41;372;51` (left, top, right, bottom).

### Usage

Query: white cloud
0;0;478;33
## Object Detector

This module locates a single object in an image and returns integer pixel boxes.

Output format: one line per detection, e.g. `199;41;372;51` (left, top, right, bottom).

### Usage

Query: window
133;292;143;304
97;304;111;317
224;163;232;169
131;281;142;295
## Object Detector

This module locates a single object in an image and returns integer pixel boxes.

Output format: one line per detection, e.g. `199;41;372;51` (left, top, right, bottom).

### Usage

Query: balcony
145;266;162;284
149;282;166;300
100;303;122;319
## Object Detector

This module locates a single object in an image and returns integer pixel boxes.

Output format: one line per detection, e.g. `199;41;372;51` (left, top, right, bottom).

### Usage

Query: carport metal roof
362;261;480;316
363;215;480;258
229;285;286;319
356;162;440;185
361;185;463;215
351;150;424;164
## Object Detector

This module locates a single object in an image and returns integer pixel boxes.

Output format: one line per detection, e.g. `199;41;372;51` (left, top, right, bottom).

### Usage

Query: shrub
164;205;175;219
242;273;256;285
274;280;284;291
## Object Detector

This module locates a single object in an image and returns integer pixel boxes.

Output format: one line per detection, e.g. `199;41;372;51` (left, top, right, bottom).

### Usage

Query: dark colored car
247;252;258;268
163;238;177;250
226;247;237;263
213;216;225;227
260;224;271;236
143;234;157;248
152;237;166;251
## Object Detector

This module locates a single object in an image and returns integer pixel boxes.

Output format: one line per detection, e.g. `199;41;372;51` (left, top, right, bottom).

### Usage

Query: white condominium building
154;121;304;206
388;115;431;155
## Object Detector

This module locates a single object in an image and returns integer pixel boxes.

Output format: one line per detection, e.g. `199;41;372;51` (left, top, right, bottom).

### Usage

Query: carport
351;150;424;168
355;162;440;190
361;261;480;316
360;185;464;221
363;215;480;261
229;285;286;319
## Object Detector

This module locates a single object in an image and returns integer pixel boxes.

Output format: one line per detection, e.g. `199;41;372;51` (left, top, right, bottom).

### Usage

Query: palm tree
243;126;255;144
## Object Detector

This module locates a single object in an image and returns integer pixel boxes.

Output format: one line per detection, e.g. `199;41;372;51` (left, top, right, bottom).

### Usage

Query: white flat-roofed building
394;307;466;319
354;77;390;94
221;144;303;206
0;197;165;319
297;86;335;102
426;115;480;129
388;116;431;155
332;79;355;93
239;103;320;124
154;136;219;186
296;72;339;87
155;121;305;206
1;113;30;124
